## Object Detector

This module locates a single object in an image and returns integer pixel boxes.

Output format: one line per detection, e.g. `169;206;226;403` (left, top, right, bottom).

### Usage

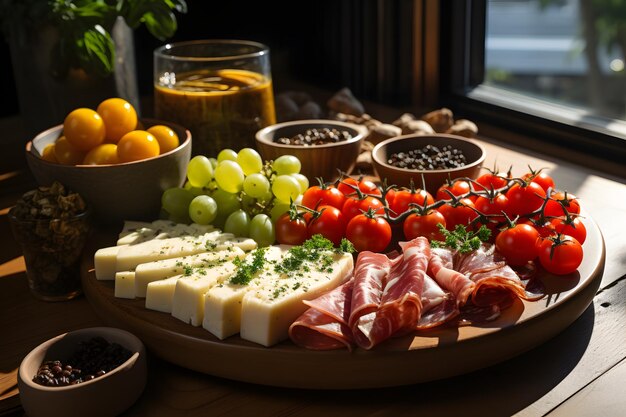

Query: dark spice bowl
18;327;147;417
255;119;368;182
371;133;486;195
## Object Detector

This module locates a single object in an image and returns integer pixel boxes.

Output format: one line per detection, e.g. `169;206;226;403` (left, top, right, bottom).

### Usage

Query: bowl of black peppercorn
18;327;146;417
371;133;486;195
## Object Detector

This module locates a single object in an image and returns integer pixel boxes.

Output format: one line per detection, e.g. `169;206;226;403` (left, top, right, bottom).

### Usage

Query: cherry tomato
41;143;58;163
117;130;160;162
275;213;308;246
147;125;179;154
307;205;347;246
403;210;446;241
390;188;435;216
537;235;583;275
83;143;119;165
544;191;580;217
342;196;385;222
96;98;138;143
473;193;510;234
436;180;471;201
438;198;478;231
495;223;539;266
337;177;359;196
522;170;555;193
474;172;509;192
301;185;345;210
346;215;392;252
550;216;587;244
358;179;382;197
63;108;106;152
54;136;86;165
505;181;546;217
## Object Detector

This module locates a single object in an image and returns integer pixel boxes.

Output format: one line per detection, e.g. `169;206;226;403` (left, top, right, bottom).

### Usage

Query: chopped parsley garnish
183;265;193;276
431;224;491;254
229;247;268;285
274;235;352;276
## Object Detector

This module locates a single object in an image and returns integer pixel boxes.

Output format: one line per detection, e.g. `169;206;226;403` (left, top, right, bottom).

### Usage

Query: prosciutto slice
289;279;355;350
355;237;430;350
429;247;475;306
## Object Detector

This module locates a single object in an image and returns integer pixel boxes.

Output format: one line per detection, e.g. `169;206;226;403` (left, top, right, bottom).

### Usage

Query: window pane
485;0;626;121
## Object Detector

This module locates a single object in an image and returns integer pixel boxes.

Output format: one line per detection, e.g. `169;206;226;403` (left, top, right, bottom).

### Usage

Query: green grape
243;173;271;198
237;148;263;175
270;202;290;223
224;209;250;237
208;157;218;170
214;160;245;193
272;174;302;204
211;189;241;217
290;173;309;194
257;190;274;204
217;149;238;162
249;214;275;247
188;195;218;225
187;155;214;188
161;187;194;219
184;181;205;197
272;155;301;175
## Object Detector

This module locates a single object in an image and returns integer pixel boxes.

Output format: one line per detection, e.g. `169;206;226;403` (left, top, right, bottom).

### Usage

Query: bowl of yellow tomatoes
25;98;191;225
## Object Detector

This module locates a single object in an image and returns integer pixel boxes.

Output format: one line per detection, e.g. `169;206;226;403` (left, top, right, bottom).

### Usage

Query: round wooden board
81;216;605;389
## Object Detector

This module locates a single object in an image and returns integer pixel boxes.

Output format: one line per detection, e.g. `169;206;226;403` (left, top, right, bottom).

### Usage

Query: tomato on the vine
550;216;587;244
544;191;580;217
537;235;583;275
307;205;347;246
346;214;392;252
275;213;308;246
389;188;434;217
522;170;555;193
474;171;509;192
438;198;478;231
495;223;539;266
342;196;385;222
505;181;546;217
337;177;359;196
357;179;382;196
403;210;446;241
301;185;345;210
436;180;471;201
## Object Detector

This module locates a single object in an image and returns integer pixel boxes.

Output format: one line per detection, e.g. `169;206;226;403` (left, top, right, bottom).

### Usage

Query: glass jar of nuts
8;182;91;301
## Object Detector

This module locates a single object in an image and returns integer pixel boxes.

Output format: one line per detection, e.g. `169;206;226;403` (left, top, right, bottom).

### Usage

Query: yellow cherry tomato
147;125;179;154
83;143;119;165
54;136;86;165
117;130;160;162
96;98;138;143
63;108;106;152
41;143;58;163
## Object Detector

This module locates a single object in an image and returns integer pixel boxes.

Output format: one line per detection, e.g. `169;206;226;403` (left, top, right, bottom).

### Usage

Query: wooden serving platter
80;216;605;389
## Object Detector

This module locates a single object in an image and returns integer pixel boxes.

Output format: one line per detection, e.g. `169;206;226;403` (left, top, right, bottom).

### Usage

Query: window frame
436;0;626;175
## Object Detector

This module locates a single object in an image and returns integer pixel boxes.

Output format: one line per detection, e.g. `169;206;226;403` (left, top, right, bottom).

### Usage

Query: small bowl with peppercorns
371;133;486;195
18;327;146;417
255;119;368;182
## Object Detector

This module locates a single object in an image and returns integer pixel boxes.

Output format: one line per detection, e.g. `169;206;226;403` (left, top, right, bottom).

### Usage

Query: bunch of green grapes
160;148;307;246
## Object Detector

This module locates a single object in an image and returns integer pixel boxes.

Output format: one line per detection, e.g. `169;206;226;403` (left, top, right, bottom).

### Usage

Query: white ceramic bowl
18;327;147;417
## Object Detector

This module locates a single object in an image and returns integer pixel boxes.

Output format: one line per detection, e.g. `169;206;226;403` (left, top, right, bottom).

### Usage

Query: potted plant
0;0;187;135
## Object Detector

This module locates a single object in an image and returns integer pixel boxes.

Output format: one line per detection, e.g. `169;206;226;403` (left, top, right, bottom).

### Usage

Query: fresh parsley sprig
431;224;491;253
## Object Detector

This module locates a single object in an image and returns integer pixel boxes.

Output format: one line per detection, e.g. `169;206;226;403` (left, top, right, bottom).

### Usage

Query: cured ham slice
348;252;391;347
429;247;475;306
289;279;354;350
355;237;430;350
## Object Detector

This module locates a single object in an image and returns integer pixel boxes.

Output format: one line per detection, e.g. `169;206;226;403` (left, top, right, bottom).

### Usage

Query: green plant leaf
80;25;115;76
144;6;177;40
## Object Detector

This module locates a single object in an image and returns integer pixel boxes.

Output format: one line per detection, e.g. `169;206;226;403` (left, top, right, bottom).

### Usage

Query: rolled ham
429;247;476;306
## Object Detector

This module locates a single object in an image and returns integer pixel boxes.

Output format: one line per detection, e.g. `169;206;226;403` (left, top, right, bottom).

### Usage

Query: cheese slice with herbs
239;246;354;347
145;276;181;313
202;245;289;340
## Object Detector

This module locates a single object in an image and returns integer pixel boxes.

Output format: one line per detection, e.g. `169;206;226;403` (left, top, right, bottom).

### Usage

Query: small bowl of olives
371;134;486;195
18;327;146;417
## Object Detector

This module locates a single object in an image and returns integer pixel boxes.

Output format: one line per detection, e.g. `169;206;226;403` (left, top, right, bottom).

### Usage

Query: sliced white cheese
239;251;354;347
116;221;215;246
145;276;181;313
114;271;136;299
134;247;245;298
202;245;289;340
171;259;241;326
94;246;125;281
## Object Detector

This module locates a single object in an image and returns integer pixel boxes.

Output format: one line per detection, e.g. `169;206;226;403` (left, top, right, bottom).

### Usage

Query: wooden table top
1;114;625;417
